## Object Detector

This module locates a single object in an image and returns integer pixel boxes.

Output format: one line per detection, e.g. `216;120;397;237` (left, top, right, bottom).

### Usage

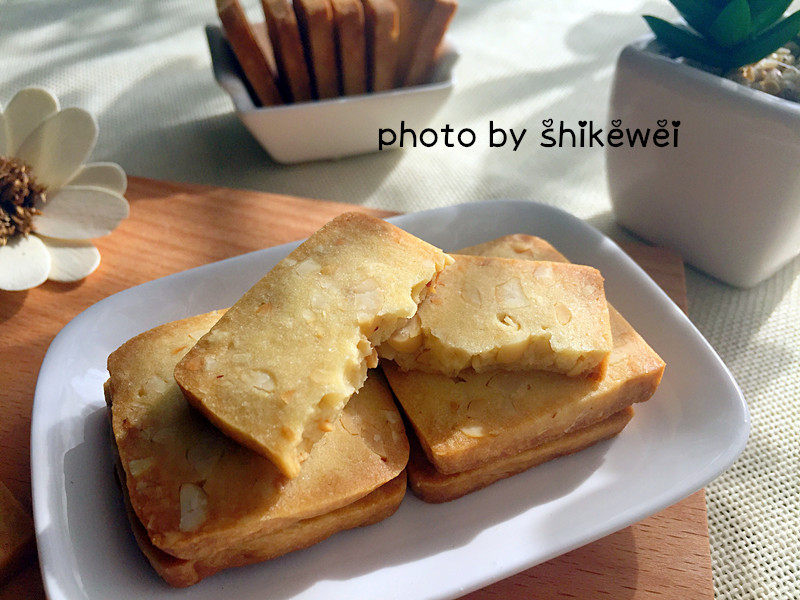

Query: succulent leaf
729;10;800;66
644;16;731;67
669;0;720;36
649;0;800;69
750;0;793;31
708;0;751;46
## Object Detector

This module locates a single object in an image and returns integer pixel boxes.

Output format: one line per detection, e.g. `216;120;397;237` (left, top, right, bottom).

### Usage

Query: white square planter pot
607;35;800;288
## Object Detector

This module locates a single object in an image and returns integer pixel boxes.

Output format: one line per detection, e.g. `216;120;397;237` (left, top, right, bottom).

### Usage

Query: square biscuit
262;0;314;101
173;213;450;478
407;408;633;503
108;310;409;561
217;0;284;106
460;234;571;264
382;235;665;475
331;0;368;95
294;0;341;98
360;0;399;91
380;254;613;378
116;459;406;587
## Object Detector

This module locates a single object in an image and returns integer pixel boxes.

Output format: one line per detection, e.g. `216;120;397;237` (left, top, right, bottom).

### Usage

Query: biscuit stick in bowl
262;0;314;102
331;0;368;95
217;0;284;106
360;0;399;91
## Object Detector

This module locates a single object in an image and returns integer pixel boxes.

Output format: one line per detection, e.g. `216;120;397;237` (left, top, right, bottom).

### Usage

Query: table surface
2;1;800;598
0;177;713;599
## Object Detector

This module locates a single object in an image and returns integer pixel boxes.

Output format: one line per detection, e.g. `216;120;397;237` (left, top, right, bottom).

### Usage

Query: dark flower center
0;156;47;246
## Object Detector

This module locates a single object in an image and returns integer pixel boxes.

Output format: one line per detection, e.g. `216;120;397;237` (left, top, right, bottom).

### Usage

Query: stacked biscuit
106;214;450;586
216;0;457;105
381;235;665;502
106;214;664;587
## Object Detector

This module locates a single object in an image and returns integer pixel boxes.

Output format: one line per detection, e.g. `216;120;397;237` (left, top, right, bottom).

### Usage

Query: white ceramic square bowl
31;200;748;600
607;34;800;288
206;25;458;164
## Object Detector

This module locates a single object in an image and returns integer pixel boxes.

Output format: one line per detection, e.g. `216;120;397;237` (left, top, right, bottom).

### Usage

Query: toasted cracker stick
294;0;341;99
360;0;398;91
393;0;430;86
262;0;314;101
331;0;367;95
393;0;456;87
217;0;284;106
403;0;456;86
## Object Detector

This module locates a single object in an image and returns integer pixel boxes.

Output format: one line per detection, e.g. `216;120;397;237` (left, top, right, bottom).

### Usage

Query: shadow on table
682;255;798;599
42;280;87;294
686;255;799;391
1;0;210;106
0;289;28;323
462;526;640;600
101;55;404;206
450;2;665;206
587;214;799;600
587;208;800;413
0;559;47;600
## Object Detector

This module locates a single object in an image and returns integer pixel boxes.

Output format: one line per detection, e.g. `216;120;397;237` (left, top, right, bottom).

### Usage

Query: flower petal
0;234;51;291
4;88;59;155
67;162;127;195
33;185;129;240
15;107;97;191
40;237;101;282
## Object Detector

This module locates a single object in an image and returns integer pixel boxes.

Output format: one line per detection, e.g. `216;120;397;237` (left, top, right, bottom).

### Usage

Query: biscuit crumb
179;484;208;532
555;302;572;325
460;423;486;438
366;348;379;368
183;356;203;371
495;277;528;308
128;457;153;476
295;258;321;275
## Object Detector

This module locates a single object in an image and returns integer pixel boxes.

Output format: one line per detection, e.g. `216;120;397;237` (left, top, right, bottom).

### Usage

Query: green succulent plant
644;0;800;70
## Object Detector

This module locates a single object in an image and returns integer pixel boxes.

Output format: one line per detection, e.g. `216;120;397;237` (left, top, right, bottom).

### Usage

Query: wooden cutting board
0;177;713;599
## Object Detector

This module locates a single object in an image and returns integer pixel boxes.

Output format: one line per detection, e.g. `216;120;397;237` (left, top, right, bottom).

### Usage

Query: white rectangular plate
32;200;749;600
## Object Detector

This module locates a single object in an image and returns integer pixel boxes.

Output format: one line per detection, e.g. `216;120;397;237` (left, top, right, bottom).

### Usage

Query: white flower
0;88;129;291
